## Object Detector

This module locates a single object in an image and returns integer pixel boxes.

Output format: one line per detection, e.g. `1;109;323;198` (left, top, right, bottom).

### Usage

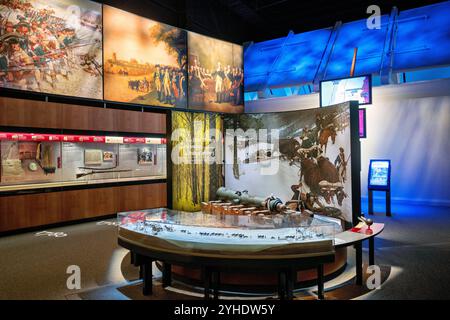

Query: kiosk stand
368;160;391;217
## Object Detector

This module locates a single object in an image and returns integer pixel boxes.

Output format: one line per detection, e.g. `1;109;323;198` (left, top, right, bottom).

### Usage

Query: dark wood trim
350;101;362;226
0;182;167;233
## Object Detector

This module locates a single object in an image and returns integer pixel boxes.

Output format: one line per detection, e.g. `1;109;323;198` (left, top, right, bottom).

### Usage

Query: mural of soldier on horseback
0;0;103;99
225;102;353;223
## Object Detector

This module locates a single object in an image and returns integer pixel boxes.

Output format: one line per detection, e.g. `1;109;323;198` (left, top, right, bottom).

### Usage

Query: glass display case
0;132;167;191
118;208;342;252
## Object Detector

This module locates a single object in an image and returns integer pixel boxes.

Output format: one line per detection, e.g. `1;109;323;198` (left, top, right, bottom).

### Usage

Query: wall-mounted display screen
188;32;243;113
0;133;166;192
359;108;366;138
368;160;391;190
0;0;103;99
320;75;372;107
103;5;187;108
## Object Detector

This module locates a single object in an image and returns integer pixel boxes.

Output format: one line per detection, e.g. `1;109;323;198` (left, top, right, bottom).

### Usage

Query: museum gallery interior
0;0;449;302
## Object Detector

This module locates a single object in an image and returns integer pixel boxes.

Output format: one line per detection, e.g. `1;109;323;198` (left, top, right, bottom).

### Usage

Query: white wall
245;79;450;206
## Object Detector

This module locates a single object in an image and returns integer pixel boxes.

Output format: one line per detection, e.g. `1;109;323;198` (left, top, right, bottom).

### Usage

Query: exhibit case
118;208;342;253
0;132;167;192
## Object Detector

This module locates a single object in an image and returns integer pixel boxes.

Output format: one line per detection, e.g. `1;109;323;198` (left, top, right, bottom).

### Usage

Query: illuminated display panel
394;2;450;71
368;160;391;190
103;5;187;108
320;75;372;107
0;0;103;99
324;16;389;80
359;108;366;138
188;32;243;113
244;28;332;91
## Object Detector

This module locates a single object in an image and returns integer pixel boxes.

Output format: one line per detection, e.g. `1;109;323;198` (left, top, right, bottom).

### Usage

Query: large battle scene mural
188;32;243;113
0;0;103;99
224;102;353;222
103;5;187;108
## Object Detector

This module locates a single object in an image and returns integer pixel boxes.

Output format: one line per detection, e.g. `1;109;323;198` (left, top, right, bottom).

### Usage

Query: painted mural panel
0;0;102;99
172;111;223;211
224;102;354;222
103;5;187;108
188;32;243;113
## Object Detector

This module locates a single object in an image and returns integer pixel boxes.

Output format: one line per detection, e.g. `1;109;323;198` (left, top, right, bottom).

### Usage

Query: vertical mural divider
350;100;362;225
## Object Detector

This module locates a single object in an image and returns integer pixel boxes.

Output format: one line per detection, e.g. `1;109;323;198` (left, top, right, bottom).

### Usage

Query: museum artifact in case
0;132;167;191
118;207;341;253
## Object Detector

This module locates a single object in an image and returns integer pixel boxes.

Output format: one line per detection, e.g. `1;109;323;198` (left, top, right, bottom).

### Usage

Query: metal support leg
212;271;220;300
355;242;363;285
368;189;374;215
130;251;135;265
203;268;211;300
286;269;295;300
317;264;325;300
142;261;153;295
386;190;391;217
278;271;287;300
369;237;375;266
162;262;172;288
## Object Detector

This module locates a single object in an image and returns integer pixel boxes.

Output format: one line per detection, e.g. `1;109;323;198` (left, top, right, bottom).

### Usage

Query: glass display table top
118;208;342;250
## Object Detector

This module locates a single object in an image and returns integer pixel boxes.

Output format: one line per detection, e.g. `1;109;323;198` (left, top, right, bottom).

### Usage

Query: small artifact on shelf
1;142;24;176
28;162;38;172
76;168;132;179
358;216;374;230
103;151;114;162
18;142;38;160
37;143;56;175
84;149;103;166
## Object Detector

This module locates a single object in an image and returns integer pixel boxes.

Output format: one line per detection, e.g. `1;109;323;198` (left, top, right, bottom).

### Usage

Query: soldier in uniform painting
153;65;162;101
213;62;224;103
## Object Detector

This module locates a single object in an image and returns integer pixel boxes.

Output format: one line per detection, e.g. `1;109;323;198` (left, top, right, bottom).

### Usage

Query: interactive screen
320;75;372;107
368;160;391;190
359;108;366;138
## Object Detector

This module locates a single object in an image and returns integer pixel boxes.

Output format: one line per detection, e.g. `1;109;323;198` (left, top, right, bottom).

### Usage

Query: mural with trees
172;111;223;211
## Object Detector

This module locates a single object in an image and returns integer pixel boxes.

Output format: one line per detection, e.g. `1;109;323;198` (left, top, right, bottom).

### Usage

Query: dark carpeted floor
0;200;448;300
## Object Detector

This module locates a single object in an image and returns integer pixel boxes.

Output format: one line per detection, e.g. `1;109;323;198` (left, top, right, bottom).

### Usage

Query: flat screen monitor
320;75;372;107
368;159;391;190
359;108;366;138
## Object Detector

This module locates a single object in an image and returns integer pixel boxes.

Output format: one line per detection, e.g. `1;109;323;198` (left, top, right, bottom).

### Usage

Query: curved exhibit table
118;228;335;299
117;208;384;299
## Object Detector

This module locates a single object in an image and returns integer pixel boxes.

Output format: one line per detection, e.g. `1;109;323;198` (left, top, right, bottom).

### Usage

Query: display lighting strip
0;132;166;145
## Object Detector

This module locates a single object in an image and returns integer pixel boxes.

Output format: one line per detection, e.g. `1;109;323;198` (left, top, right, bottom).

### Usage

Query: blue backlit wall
244;1;450;98
245;79;450;207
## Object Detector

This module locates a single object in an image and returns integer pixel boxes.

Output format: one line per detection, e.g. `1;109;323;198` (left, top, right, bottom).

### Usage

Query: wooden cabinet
0;183;167;233
0;97;166;134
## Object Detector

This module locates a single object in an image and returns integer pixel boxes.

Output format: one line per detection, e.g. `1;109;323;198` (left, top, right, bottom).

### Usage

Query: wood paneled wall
0;97;166;134
0;183;167;232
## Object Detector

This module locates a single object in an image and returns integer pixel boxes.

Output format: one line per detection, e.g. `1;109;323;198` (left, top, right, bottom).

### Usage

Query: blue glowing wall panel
266;29;332;88
244;38;284;92
324;16;389;80
394;2;450;71
244;29;331;91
